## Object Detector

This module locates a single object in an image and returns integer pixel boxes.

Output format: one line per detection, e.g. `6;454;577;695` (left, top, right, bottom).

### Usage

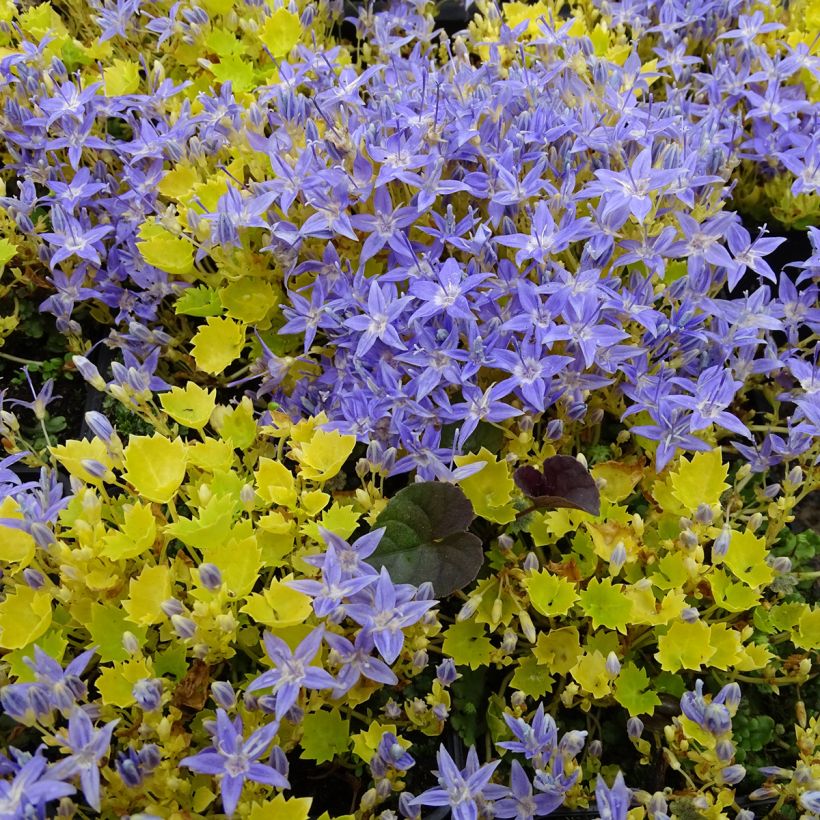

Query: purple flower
495;760;565;819
679;680;739;737
344;567;436;664
408;258;489;322
49;708;119;811
180;710;287;817
246;628;336;718
40;207;112;269
350;185;417;262
595;771;632;820
0;747;76;818
725;224;784;289
286;544;375;618
303;527;384;579
375;732;415;772
411;746;510;820
668;366;751;438
498;703;558;767
343;280;412;358
323;630;398;695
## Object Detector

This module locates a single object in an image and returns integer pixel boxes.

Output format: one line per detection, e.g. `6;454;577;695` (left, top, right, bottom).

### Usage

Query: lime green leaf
191;316;245;376
247;795;313;820
301;502;361;543
159;164;201;201
351;723;405;763
123;435;187;503
137;222;195;275
101;502;157;560
709;568;761;612
0;587;51;649
454;448;516;524
578;578;633;633
255;457;297;507
205;27;246;57
240;576;311;627
570;650;610;699
203;535;261;597
510;655;553;698
154;644;188;679
0;237;17;268
166;494;236;552
292;429;356;483
525;571;579;617
220;278;279;323
670;449;729;511
442;620;493;669
215;397;257;448
160;383;217;429
5;630;66;682
792;606;820;651
209;56;256;92
96;658;152;707
103;58;140;95
722;529;773;588
655;620;716;672
259;7;301;58
122;564;171;626
708;622;743;670
533;627;582;674
176;285;222;317
614;662;661;717
51;437;115;485
87;603;148;663
300;709;350;763
0;497;36;566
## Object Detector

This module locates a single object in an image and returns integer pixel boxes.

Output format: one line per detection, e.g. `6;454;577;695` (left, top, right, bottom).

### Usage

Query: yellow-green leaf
103;58;140;95
0;237;17;268
123;434;187;503
101;501;157;560
0;587;51;649
240;576;312;627
255;457;297;507
122;564;171;626
524;571;579;617
510;655;553;698
292;429;356;482
442;620;493;669
570;650;610;699
160;383;217;429
614;662;661;717
191;316;245;375
96;658;152;707
455;448;516;524
670;449;729;511
137;222;195;275
0;497;36;567
259;7;301;58
300;709;350;763
203;535;261;597
578;578;633;633
655;620;716;672
722;529;773;588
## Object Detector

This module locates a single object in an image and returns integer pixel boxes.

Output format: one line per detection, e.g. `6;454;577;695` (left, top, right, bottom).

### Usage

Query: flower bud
84;411;115;443
498;534;514;552
501;629;518;654
735;811;754;820
510;690;527;708
610;542;627;572
211;681;236;711
457;597;480;621
198;563;223;591
122;631;140;655
719;764;746;785
523;551;539;572
81;459;109;479
588;739;603;758
415;581;435;601
763;483;781;498
411;650;428;671
518;610;536;644
712;527;731;560
770;556;791;574
605;651;621;678
545;418;563;439
73;356;106;390
171;614;197;639
31;523;55;549
703;702;732;736
436;659;458;686
627;717;644;739
680;530;698;550
786;466;803;486
240;483;255;506
432;703;448;721
23;568;46;590
559;730;587;757
680;607;699;623
748;513;763;531
161;599;184;618
133;679;163;712
716;739;735;761
717;682;741;712
694;503;713;525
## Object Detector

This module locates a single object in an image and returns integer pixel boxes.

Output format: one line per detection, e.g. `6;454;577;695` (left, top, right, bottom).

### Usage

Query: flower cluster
0;0;818;817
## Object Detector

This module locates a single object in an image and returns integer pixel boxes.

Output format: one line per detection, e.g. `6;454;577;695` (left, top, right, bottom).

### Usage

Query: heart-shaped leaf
514;455;600;516
369;482;483;596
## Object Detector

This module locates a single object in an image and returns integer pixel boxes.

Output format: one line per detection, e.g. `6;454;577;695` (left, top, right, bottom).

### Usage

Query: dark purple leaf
514;455;600;516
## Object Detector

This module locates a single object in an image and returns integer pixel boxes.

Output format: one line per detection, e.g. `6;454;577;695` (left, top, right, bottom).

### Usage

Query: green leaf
578;578;633;633
525;571;579;617
300;709;350;763
0;238;17;269
442;620;493;669
510;655;553;698
370;482;483;596
87;604;147;663
614;662;661;717
176;285;222;317
154;645;189;680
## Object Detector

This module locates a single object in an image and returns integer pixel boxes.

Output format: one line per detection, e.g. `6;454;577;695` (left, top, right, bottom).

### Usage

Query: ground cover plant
0;0;818;817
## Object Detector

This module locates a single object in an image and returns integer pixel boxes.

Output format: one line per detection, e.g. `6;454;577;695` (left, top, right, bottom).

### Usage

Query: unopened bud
575;452;588;469
122;631;140;655
518;610;536;644
748;513;763;531
763;483;781;498
240;483;255;505
84;411;115;443
73;356;106;390
198;563;223;591
694;504;713;525
412;650;428;670
161;599;184;618
545;418;563;439
770;556;792;574
501;629;518;653
523;551;539;572
81;459;109;479
680;530;698;550
720;764;746;785
436;659;457;686
211;681;236;710
510;690;527;708
786;466;803;486
605;651;621;678
610;542;627;571
22;568;46;590
716;739;735;761
713;527;731;560
171;614;197;639
627;717;644;739
588;739;603;758
498;534;514;552
133;678;163;712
